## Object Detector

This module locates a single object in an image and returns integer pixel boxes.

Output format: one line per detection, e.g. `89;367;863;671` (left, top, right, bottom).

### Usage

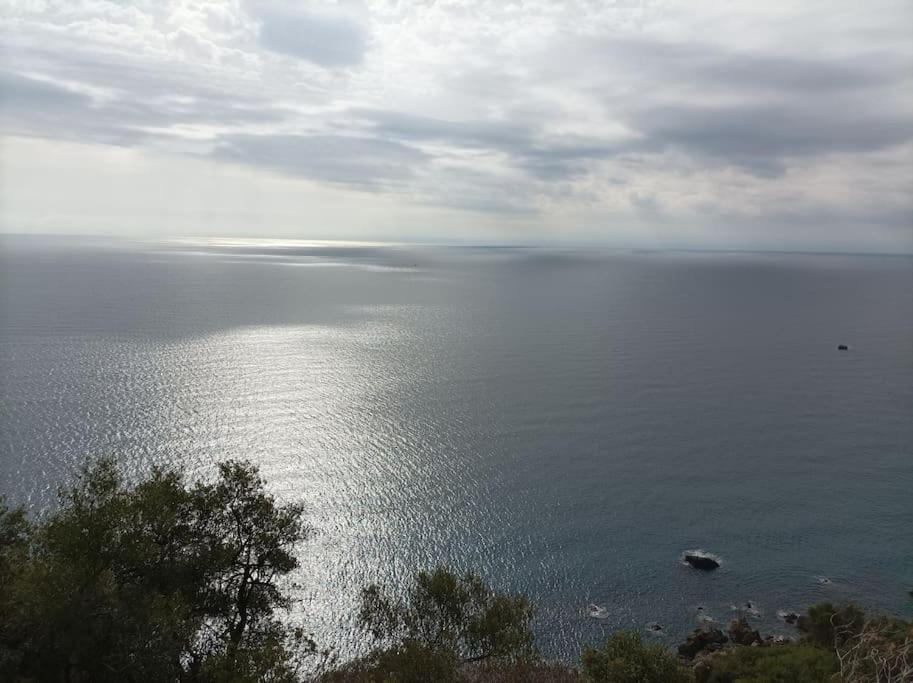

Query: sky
1;0;911;252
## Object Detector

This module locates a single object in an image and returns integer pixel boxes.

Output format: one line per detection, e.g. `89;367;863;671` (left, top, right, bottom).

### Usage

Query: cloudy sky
1;0;911;251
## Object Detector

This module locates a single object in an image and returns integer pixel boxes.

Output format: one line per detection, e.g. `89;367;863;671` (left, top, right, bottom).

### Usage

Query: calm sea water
1;236;911;660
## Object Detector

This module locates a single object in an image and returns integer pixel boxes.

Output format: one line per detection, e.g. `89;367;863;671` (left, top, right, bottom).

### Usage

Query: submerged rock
684;554;720;571
678;627;728;659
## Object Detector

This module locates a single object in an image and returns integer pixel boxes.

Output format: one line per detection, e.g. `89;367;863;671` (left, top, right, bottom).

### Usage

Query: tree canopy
0;458;312;682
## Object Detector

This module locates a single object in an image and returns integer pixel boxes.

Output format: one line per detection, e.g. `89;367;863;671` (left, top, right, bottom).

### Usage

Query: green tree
580;631;691;683
0;457;313;683
359;567;536;666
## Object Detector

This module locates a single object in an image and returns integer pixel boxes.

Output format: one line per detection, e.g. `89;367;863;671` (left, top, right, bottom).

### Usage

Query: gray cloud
212;133;426;186
351;108;631;180
255;5;367;67
354;109;535;149
629;101;913;176
577;36;910;96
0;67;286;147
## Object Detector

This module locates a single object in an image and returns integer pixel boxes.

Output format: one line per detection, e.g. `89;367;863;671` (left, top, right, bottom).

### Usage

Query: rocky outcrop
678;627;728;659
728;617;762;646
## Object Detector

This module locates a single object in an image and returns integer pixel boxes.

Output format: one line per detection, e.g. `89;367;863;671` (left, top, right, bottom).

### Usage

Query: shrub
704;644;837;683
580;631;691;683
835;617;913;682
797;602;866;649
320;639;461;682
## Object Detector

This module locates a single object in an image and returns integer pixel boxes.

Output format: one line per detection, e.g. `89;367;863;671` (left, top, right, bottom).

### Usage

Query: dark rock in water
678;627;728;659
685;554;720;570
781;612;799;625
837;344;849;350
729;617;762;646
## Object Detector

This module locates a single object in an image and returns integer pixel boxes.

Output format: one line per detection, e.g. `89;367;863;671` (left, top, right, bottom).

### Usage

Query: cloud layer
1;0;911;251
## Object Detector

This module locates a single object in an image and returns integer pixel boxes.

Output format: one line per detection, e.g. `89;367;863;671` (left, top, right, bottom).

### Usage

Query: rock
728;617;762;646
678;627;728;659
649;622;663;632
587;603;608;619
837;344;849;350
766;634;792;644
684;554;720;570
781;612;799;625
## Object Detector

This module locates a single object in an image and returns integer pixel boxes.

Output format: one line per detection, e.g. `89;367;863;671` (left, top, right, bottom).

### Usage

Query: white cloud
0;0;911;251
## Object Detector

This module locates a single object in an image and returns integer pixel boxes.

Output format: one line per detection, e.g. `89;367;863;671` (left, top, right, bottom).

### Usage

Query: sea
1;235;911;660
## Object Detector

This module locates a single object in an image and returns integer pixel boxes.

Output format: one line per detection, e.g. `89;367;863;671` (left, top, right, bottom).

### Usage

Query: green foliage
0;457;313;682
321;639;461;682
704;644;837;683
797;602;866;649
580;631;691;683
464;660;580;682
359;567;536;665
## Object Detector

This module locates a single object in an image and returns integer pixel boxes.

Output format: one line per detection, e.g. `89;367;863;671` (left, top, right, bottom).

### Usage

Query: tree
580;631;691;683
0;457;314;682
358;567;536;668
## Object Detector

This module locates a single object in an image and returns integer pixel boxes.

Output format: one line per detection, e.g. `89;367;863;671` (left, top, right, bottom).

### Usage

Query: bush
704;644;837;683
797;602;866;649
835;617;913;682
580;631;691;683
321;639;461;682
464;660;580;682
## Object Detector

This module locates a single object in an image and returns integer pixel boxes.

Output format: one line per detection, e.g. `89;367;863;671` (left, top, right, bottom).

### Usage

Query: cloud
212;133;426;186
253;2;367;67
629;101;913;177
0;0;911;250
